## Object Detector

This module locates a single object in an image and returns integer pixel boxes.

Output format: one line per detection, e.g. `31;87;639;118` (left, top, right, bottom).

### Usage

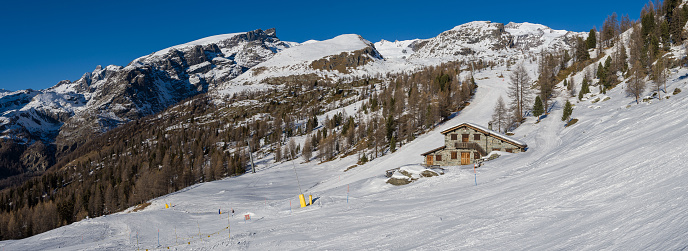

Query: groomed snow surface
3;60;688;250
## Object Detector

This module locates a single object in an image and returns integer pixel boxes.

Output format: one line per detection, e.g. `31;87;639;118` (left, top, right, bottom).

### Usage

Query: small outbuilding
421;122;527;166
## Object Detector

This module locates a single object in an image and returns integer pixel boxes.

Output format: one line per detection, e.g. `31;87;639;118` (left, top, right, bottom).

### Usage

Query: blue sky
0;0;647;91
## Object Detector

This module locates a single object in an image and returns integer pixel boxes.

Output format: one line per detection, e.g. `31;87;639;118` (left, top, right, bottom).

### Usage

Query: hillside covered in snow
3;3;688;248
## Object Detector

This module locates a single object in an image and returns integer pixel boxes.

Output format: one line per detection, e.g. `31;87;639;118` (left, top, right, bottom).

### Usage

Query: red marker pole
474;163;477;186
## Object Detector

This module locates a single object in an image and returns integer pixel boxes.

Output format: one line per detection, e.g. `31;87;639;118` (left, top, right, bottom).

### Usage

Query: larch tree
302;134;312;162
507;63;532;123
568;77;576;98
627;60;647;104
491;96;508;133
537;53;557;109
653;57;667;99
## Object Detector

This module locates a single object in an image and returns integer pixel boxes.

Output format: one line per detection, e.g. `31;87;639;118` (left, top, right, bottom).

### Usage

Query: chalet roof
420;146;446;156
440;122;527;148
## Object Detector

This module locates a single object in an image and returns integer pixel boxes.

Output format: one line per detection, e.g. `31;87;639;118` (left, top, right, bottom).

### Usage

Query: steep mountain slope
0;28;292;177
216;34;384;95
375;21;582;63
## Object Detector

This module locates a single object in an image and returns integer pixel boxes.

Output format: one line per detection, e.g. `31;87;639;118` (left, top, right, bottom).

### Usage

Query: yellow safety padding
308;195;313;205
299;194;307;208
165;204;169;209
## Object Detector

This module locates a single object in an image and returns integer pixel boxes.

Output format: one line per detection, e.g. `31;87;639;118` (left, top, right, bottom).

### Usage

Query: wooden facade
421;122;527;166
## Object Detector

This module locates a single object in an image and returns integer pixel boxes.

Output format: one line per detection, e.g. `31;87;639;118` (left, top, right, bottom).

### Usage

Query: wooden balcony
454;142;487;156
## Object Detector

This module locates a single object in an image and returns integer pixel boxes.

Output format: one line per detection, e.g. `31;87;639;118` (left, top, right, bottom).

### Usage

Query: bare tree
491;96;508;133
287;138;298;160
627;60;646;104
537;52;557;109
508;63;533;123
302;134;312;162
652;57;667;99
568;77;576;98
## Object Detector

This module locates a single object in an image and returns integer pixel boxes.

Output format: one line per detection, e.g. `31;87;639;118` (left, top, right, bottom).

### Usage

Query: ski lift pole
247;138;256;173
290;152;307;207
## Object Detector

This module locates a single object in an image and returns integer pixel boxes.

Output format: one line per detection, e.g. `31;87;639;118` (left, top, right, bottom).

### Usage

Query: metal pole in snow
474;164;477;186
290;152;304;195
158;228;160;246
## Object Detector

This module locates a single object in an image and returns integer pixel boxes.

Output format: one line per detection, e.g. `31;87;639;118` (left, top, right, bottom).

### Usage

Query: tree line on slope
0;60;484;240
494;0;688;129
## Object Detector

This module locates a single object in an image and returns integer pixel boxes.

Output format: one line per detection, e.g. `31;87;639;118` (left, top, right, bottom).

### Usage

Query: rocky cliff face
409;21;580;61
0;28;292;178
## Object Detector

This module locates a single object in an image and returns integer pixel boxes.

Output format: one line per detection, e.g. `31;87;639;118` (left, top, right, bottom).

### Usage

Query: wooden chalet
421;122;527;166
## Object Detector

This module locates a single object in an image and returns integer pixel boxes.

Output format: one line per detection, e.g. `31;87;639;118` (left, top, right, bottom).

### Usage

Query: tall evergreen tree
562;100;573;121
587;29;597;49
578;78;590;100
575;37;590;62
533;96;544;118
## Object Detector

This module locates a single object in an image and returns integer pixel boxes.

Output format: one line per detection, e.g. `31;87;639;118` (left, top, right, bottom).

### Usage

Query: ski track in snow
3;65;688;250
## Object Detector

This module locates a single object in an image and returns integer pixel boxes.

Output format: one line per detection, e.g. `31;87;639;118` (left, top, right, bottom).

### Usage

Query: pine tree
578;78;590;100
587;29;597;49
533;96;544;118
575;37;590;62
389;136;397;153
562;100;573;121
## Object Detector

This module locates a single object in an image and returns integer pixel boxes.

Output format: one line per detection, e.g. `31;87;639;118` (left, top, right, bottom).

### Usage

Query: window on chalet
474;152;481;159
493;148;500;152
506;148;513;153
462;134;469;142
451;134;457;140
451;151;457;159
474;134;480;140
436;155;442;161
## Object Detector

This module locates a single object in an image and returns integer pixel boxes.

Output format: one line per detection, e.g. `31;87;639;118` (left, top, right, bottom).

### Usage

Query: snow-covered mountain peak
504;22;561;35
219;34;383;91
259;34;375;68
449;20;499;31
132;28;291;68
374;39;419;59
409;20;579;61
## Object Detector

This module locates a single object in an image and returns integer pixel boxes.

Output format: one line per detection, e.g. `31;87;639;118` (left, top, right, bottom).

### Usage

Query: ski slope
3;60;688;250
